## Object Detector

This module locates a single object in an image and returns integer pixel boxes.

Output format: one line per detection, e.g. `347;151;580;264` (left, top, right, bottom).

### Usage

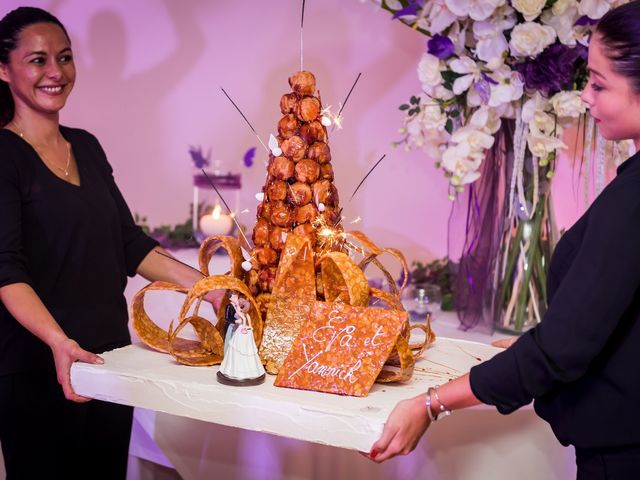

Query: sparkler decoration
300;0;306;71
220;87;269;154
349;154;386;201
155;250;204;277
331;72;362;132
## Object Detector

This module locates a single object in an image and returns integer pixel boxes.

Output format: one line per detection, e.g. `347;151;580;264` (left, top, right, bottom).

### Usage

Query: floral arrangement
373;0;634;197
371;0;636;332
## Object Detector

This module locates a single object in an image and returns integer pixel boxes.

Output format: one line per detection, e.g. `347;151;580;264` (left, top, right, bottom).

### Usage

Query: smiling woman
0;6;222;479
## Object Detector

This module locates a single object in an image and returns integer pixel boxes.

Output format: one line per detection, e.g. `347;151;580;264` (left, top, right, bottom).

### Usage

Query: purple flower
427;34;455;60
575;15;599;26
392;0;427;19
515;43;587;96
474;80;491;104
189;146;210;169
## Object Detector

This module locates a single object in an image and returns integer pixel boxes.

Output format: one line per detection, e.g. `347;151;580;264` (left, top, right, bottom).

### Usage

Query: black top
470;151;640;449
0;126;157;376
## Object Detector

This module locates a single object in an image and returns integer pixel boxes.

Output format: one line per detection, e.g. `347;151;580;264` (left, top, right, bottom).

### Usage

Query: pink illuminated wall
1;0;596;265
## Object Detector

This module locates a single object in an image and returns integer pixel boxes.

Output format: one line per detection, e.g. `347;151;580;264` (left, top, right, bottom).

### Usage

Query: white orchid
445;0;506;21
441;143;483;185
487;66;524;108
417;0;459;34
472;7;516;63
521;92;549;123
450;56;483;95
527;125;568;158
451;125;496;151
470;107;502;134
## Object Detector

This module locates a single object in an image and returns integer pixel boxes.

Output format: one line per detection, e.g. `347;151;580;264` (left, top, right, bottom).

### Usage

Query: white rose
509;22;556;57
550;91;587;118
552;0;577;15
512;0;546;21
578;0;614;20
541;4;579;46
417;53;443;88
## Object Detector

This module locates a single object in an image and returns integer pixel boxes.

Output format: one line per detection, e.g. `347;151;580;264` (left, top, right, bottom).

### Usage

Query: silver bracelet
425;388;437;422
432;387;452;418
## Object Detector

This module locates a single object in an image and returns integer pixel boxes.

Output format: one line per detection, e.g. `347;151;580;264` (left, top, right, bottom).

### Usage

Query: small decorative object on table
217;293;266;386
190;146;242;242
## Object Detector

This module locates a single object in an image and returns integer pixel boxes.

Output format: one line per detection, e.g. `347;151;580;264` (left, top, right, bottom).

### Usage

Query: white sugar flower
550;91;587;118
512;0;546;21
579;0;615;19
441;143;483;185
445;0;506;21
509;22;556;57
450;56;482;95
418;53;444;91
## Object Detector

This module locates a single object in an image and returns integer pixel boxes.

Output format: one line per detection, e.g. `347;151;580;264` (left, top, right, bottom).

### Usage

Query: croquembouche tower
245;71;341;298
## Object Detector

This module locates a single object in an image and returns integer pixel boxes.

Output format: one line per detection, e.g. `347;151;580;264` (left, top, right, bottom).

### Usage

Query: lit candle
199;204;233;237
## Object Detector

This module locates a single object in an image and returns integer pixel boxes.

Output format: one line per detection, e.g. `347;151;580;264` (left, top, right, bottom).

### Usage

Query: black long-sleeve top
0;127;157;376
470;151;640;449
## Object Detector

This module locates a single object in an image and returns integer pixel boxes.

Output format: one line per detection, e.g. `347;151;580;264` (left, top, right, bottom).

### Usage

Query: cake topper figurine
217;293;266;386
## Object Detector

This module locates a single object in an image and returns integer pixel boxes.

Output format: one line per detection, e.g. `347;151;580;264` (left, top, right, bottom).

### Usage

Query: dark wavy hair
596;0;640;93
0;7;69;126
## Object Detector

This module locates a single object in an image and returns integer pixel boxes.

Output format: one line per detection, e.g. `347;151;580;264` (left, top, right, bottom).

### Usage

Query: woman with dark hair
369;2;640;478
0;6;219;479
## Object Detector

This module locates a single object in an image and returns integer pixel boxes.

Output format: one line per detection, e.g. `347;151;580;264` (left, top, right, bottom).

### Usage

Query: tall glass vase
492;151;555;334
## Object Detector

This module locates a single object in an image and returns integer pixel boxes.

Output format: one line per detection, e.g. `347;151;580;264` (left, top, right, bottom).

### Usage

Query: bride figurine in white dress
217;293;266;385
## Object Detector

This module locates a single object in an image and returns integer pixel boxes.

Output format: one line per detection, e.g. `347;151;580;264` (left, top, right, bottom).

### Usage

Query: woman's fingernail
370;449;378;458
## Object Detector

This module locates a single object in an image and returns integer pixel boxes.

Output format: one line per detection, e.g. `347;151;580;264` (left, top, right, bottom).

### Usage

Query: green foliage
134;209;199;249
